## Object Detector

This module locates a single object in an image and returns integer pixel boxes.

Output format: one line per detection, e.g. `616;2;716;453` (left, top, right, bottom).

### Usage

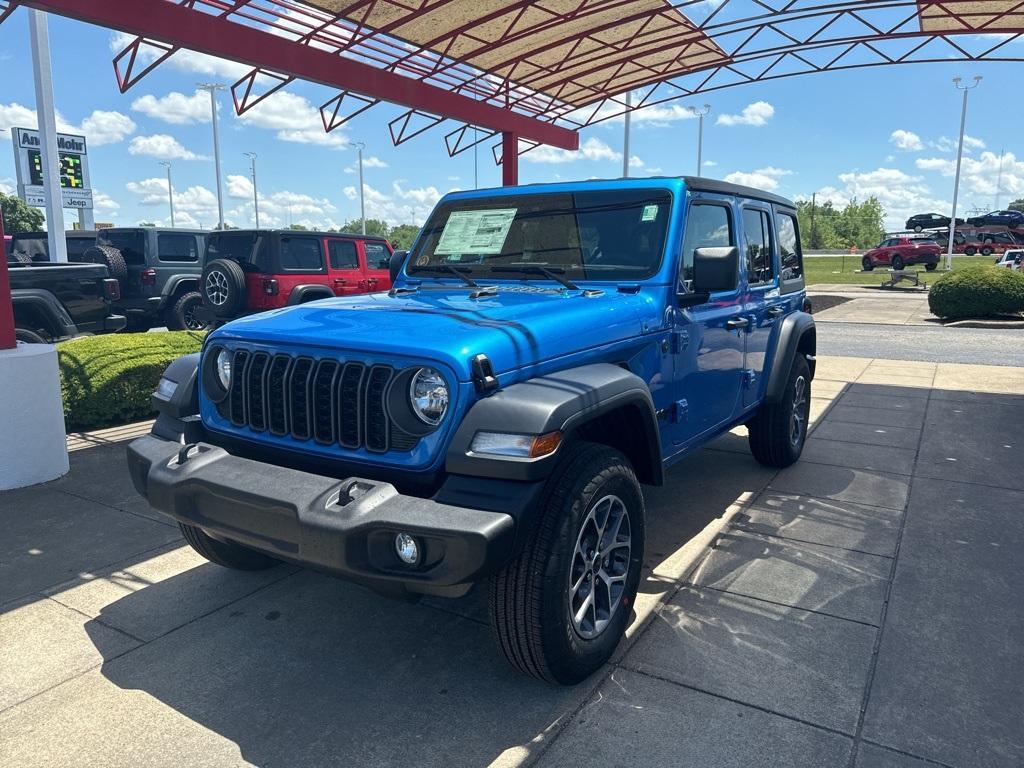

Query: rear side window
328;240;358;269
157;233;199;262
206;233;269;272
99;231;145;265
777;212;802;282
680;202;734;288
742;208;775;286
66;237;94;260
280;237;324;271
364;242;390;270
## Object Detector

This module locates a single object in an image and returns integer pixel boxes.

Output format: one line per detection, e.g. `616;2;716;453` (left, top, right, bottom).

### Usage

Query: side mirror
692;246;739;294
389;249;408;283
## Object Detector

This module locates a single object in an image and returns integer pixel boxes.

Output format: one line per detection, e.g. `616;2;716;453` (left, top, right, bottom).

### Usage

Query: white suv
995;249;1023;270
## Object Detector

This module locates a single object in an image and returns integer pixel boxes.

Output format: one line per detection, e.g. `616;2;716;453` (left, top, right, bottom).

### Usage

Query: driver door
671;196;746;448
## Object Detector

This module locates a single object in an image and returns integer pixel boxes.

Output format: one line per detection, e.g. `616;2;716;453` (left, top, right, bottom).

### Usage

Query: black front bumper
127;434;516;596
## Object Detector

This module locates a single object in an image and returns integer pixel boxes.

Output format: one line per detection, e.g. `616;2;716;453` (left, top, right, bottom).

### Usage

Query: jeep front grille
223;350;400;453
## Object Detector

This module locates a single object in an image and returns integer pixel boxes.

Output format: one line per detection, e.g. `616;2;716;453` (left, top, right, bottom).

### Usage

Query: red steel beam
18;0;579;150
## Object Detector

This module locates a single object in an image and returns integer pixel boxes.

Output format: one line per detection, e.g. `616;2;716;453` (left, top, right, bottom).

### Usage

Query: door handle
766;306;785;318
726;317;750;330
333;279;347;285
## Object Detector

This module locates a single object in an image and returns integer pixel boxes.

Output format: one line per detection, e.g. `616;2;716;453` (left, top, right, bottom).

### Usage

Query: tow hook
177;442;198;465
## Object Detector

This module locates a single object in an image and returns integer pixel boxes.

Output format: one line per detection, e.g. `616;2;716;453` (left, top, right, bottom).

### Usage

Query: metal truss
5;0;1024;162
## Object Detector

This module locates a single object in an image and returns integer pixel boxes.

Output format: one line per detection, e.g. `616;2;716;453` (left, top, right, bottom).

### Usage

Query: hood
212;286;662;380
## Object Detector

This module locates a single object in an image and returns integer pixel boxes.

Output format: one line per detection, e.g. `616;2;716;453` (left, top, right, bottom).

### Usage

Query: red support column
0;211;15;350
502;131;519;187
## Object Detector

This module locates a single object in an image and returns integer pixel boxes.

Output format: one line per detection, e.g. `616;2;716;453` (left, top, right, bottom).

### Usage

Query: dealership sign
11;127;94;210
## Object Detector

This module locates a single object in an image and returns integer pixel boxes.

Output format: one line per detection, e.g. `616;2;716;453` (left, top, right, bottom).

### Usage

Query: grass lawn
804;255;995;286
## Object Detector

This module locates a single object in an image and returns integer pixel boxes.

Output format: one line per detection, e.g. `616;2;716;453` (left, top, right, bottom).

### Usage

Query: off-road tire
890;255;905;271
925;262;938;272
748;355;811;468
202;258;247;318
179;523;278;570
167;291;209;331
488;441;645;685
861;257;874;272
10;250;33;265
15;328;48;343
82;245;128;284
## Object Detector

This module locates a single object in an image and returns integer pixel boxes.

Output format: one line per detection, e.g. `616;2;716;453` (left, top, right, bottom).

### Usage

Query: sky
0;8;1021;233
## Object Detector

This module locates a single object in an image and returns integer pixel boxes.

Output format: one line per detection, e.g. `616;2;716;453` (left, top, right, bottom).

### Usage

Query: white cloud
932;134;986;153
724;166;792;191
127;177;218;216
226;174;254;199
809;167;951;230
716;101;774;127
342;181;449;226
703;160;717;167
109;33;251;81
0;102;135;145
916;150;1024;198
524;136;620;164
240;91;348;148
1;177;16;195
890;129;923;151
132;90;210;124
128;134;207;161
226;179;336;227
92;190;120;214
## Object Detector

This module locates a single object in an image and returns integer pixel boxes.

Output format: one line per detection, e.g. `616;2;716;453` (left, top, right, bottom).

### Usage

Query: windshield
409;189;672;282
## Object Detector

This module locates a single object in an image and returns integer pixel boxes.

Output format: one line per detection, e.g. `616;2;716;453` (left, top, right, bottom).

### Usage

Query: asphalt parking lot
2;356;1022;768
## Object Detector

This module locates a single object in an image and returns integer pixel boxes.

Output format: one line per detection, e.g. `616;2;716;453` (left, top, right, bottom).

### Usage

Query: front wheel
489;441;645;685
925;262;938;272
861;256;874;272
167;291;210;331
748;355;811;468
890;255;905;271
980;247;993;257
179;523;279;570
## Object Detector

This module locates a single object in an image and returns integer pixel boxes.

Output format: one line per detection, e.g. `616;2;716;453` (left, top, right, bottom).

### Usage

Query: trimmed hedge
928;265;1024;320
59;332;204;431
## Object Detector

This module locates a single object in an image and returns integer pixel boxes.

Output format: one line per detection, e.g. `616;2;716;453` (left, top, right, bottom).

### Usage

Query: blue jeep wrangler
127;177;815;684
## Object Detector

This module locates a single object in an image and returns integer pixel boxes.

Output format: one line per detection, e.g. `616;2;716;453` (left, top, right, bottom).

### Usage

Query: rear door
740;202;783;408
326;237;362;296
361;240;393;292
155;232;202;294
277;235;327;302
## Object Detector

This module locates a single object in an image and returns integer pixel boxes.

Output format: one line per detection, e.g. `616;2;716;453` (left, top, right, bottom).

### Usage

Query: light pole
622;90;632;178
197;83;227;230
349;141;366;235
243;152;260;228
946;75;981;270
688;104;711;176
159;161;175;227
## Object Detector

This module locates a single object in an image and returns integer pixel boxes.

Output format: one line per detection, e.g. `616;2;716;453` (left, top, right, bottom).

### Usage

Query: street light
349;141;366;235
158;161;175;227
688;104;711;176
243;152;260;229
622;90;632;179
946;75;982;270
197;83;227;230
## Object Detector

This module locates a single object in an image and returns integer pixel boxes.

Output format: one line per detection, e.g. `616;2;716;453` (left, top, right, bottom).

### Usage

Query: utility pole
197;83;227;229
688;104;711;176
994;149;1004;210
810;193;817;250
622;90;631;179
350;141;366;235
946;75;981;270
28;9;67;262
159;161;175;227
244;152;260;228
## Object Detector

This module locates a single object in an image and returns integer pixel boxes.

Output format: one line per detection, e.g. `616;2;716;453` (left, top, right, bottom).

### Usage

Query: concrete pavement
1;357;1022;768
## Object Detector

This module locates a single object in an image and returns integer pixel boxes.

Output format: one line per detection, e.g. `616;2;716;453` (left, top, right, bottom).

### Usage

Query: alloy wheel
205;270;229;306
790;375;808;447
568;494;632;640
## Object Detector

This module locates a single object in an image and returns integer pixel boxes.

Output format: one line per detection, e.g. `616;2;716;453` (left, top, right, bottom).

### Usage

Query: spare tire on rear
202;258;247;317
82;245;128;284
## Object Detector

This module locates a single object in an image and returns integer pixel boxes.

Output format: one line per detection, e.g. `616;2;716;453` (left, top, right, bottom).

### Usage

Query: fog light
395;533;420;565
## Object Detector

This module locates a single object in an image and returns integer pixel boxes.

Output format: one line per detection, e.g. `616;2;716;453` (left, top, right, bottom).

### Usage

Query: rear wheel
748;355;811;468
202;258;247;318
861;256;874;272
981;246;993;257
890;255;905;271
964;246;977;256
167;291;209;331
489;441;644;685
179;523;278;570
925;262;938;272
15;328;48;343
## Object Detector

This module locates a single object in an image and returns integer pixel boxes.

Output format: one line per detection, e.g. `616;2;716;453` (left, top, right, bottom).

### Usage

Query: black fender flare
286;285;335;305
764;311;816;403
161;274;200;303
150;352;201;433
446;363;663;485
11;289;77;338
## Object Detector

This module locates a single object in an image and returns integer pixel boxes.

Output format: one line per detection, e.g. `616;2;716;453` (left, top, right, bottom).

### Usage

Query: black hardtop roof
680;176;796;209
103;226;206;235
13;230;96;238
211;228;389;241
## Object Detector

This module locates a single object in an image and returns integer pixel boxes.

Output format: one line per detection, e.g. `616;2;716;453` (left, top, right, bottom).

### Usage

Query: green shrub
928;265;1024;320
59;332;204;431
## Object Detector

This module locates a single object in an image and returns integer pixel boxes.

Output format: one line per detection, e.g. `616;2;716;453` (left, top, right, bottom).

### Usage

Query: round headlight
215;349;232;391
409;367;448;426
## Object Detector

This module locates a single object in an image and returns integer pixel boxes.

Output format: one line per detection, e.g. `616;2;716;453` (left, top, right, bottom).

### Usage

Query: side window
679;202;734;288
364;242;390;270
157;233;199;262
777;212;803;282
328;240;358;270
280;237;324;271
742;207;775;286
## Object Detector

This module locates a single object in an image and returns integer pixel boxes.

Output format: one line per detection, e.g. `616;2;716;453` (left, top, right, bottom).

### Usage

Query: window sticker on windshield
435;208;517;254
641;204;659;222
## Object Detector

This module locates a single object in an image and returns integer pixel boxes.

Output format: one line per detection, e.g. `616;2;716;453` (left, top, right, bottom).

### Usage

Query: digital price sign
28;149;87;189
12;127;93;211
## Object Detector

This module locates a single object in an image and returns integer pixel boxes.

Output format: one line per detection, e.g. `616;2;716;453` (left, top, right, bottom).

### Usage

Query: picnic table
880;270;927;289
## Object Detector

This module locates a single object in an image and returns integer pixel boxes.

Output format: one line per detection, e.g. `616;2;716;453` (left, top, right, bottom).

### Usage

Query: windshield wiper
490;264;579;291
411;264;478;287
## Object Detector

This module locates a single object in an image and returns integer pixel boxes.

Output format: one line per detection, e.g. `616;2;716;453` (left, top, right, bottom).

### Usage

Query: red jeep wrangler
196;229;394;325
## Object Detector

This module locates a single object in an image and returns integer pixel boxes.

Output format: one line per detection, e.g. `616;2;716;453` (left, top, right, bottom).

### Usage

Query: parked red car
196;229;394;327
861;236;941;272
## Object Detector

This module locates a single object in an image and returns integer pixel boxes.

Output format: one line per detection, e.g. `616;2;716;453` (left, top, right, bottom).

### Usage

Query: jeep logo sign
11;126;94;214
